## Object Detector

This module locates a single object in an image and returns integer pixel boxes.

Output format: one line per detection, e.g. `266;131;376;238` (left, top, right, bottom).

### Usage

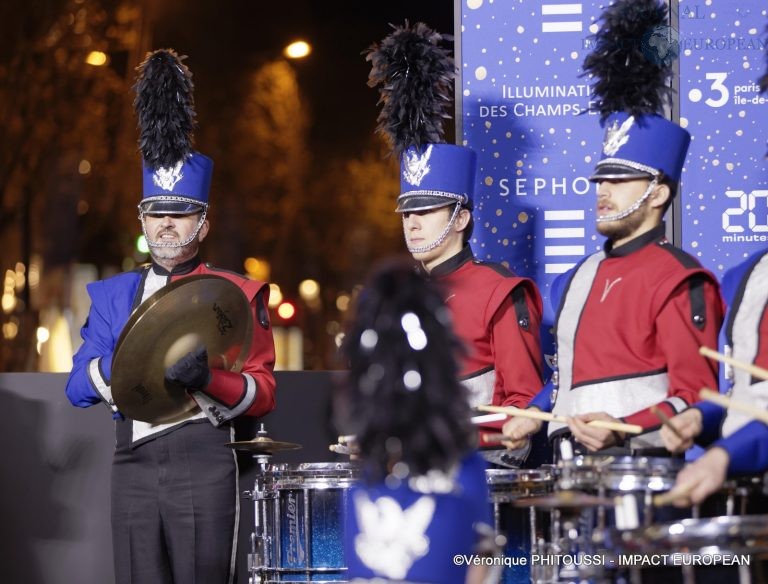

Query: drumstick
476;405;643;435
700;388;768;425
699;346;768;382
650;405;684;439
653;482;696;507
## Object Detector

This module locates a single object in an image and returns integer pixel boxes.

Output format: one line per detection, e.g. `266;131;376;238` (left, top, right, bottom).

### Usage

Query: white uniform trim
461;369;495;408
88;357;116;412
191;373;257;426
723;254;768;436
553;252;605;413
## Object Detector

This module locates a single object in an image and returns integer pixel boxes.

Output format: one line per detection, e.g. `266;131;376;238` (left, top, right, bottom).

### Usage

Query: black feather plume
365;22;454;157
583;0;672;120
134;49;196;170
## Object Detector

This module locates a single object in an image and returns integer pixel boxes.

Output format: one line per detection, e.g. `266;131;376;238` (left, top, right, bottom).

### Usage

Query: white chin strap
596;177;658;223
139;209;208;249
405;203;462;254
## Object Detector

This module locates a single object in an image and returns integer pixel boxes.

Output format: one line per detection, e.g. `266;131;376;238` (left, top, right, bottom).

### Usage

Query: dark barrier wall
0;371;343;584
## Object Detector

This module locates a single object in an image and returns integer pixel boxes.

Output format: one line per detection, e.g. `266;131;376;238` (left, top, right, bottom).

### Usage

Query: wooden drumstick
653;482;696;507
700;388;768;425
650;405;684;440
699;346;768;382
476;404;643;435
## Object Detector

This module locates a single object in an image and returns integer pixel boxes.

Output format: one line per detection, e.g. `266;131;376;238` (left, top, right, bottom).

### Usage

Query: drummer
501;0;724;458
365;23;544;426
661;60;768;505
65;50;276;584
336;260;494;584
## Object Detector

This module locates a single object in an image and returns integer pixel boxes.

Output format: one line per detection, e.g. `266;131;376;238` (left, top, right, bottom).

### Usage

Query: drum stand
246;451;274;584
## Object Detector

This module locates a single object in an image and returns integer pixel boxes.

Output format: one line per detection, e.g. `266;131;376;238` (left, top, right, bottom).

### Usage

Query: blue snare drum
251;462;357;583
487;467;554;583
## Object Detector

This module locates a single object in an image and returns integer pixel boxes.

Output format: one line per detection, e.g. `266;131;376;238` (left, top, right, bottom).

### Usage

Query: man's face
595;178;652;242
142;212;209;264
401;206;464;270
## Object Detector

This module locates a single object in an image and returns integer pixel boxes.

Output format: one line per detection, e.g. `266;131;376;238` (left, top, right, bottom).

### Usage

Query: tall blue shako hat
134;49;212;248
583;0;691;222
366;22;477;253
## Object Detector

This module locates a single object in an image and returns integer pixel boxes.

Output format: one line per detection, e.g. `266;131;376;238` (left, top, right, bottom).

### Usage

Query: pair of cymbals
111;275;253;423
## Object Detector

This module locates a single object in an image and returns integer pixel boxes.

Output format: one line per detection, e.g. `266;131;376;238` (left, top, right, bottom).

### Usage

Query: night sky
151;0;454;162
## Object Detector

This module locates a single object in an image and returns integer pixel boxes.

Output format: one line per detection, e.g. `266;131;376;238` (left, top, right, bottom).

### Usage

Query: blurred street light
85;50;108;66
245;257;270;281
268;283;283;308
283;40;311;60
298;279;320;302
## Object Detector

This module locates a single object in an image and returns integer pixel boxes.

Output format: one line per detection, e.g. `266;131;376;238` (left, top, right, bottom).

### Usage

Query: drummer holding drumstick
661;55;768;504
502;0;724;457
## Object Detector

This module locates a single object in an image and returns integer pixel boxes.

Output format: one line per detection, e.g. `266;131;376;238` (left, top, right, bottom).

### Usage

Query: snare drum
250;462;357;583
558;455;686;528
487;467;554;583
607;515;768;584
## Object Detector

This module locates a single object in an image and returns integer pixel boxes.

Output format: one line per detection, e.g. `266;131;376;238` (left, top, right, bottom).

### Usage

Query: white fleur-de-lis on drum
603;116;634;156
353;492;435;580
153;160;185;191
402;144;433;186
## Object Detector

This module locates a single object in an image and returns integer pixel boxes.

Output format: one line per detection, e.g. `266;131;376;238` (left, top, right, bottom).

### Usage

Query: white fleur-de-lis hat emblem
603;115;634;156
402;145;433;187
152;160;185;191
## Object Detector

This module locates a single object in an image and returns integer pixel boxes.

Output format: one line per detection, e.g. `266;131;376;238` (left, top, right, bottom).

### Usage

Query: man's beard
149;237;200;266
596;199;649;244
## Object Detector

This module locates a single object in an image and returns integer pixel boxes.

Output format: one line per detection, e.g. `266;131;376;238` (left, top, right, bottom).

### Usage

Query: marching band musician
365;23;544;417
65;50;276;584
501;0;724;456
336;260;494;584
662;55;768;505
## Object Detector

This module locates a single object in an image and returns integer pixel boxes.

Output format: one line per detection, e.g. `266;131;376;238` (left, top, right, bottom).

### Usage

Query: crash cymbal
227;436;302;453
112;275;253;423
513;491;613;509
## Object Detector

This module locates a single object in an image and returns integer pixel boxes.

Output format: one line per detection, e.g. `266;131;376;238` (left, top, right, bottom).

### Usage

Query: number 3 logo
705;73;729;108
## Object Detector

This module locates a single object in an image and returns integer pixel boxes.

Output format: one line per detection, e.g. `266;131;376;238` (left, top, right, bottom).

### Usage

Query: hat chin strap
139;209;208;249
405;203;462;254
596;177;658;223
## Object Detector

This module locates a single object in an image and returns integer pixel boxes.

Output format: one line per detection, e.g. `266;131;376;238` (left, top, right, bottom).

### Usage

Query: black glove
165;346;210;390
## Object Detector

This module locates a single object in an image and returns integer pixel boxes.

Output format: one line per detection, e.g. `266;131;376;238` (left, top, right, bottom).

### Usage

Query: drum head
486;468;554;502
273;462;359;488
614;515;768;555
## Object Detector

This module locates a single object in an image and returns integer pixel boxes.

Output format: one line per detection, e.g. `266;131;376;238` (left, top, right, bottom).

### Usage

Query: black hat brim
395;194;469;213
140;200;205;215
589;163;654;183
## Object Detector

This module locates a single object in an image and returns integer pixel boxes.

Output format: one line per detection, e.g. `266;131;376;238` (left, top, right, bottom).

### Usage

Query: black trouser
111;420;238;584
